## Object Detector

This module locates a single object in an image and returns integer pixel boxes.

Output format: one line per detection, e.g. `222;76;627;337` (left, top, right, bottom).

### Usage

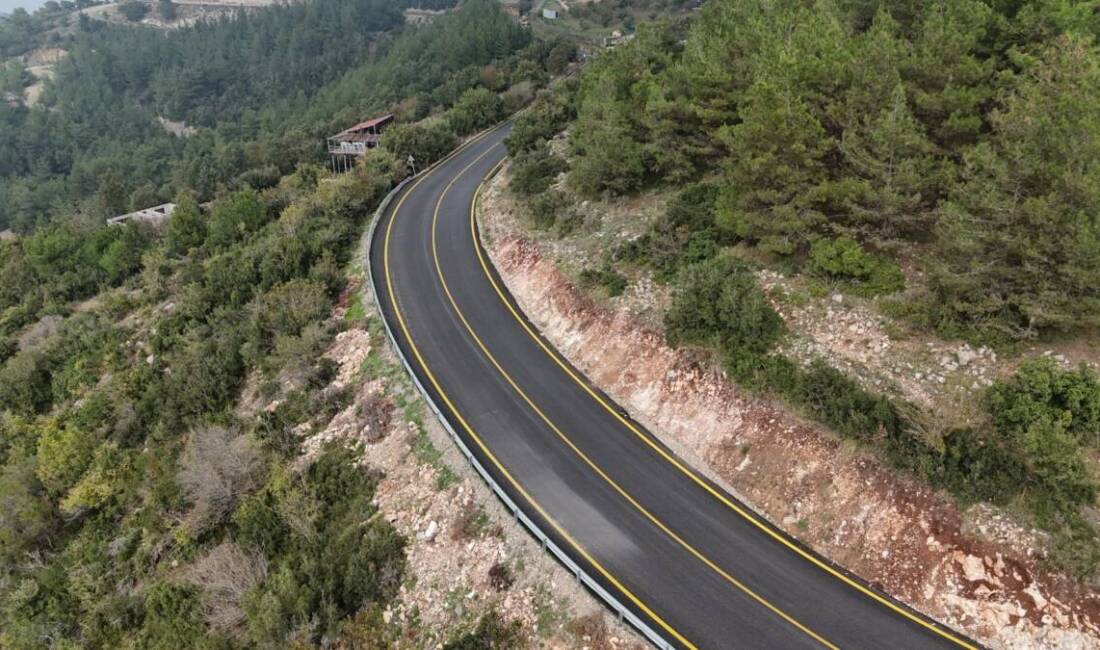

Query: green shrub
723;347;798;392
35;420;99;497
240;444;406;645
808;237;904;296
985;358;1100;519
666;182;721;234
236;165;282;191
1050;517;1100;579
96;224;152;285
681;231;719;267
504;81;576;155
526;190;567;230
665;256;783;356
205;188;269;251
0;452;56;564
621;184;723;281
988;358;1100;447
1017;416;1097;518
118;1;149;22
233;488;290;555
791;360;902;440
382;121;459;170
448;87;506;136
249;279;332;346
159;326;247;428
579;263;627;298
510;144;567;196
165;195;206;256
0;348;54;414
158;0;177;21
933;427;1023;504
135;583;211;650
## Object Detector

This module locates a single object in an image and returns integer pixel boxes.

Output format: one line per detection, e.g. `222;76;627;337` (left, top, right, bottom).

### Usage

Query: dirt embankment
478;166;1100;650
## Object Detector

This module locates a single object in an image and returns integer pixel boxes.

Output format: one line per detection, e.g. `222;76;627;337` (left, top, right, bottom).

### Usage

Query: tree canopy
565;0;1100;341
0;0;536;232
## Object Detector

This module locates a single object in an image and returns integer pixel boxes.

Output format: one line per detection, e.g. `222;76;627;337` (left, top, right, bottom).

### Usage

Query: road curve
369;124;978;650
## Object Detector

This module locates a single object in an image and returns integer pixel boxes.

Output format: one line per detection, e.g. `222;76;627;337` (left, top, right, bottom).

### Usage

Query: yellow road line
468;160;979;650
382;136;699;650
429;151;837;648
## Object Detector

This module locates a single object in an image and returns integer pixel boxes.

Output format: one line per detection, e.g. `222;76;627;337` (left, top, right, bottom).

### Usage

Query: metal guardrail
361;148;676;650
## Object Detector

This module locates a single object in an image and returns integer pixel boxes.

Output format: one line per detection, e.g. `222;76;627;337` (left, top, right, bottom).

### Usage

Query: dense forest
0;1;102;59
0;0;539;231
0;0;572;646
507;0;1100;574
552;0;1100;343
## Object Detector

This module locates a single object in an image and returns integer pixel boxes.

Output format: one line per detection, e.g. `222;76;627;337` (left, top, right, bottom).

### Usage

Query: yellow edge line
432;153;837;648
470;161;979;650
382;134;699;650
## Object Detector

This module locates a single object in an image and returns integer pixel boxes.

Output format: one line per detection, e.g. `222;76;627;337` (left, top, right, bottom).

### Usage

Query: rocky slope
292;271;645;648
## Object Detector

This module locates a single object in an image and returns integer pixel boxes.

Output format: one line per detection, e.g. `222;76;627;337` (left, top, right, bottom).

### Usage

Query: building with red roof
327;113;395;173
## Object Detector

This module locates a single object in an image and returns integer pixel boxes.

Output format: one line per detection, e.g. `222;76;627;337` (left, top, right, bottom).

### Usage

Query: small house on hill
327;114;395;173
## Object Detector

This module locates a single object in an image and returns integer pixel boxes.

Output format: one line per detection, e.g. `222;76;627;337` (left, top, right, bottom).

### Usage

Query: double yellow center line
383;130;700;649
382;125;976;650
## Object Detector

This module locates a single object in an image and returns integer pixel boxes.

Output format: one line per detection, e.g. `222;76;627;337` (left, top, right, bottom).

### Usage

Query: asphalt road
370;124;979;650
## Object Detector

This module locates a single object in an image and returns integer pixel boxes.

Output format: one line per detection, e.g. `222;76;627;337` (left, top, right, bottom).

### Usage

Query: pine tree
934;35;1100;338
903;0;996;150
838;83;941;244
714;79;832;255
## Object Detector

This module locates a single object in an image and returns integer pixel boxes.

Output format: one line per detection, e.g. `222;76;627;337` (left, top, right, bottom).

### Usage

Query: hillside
0;1;617;646
493;0;1100;642
6;0;1100;646
0;0;557;232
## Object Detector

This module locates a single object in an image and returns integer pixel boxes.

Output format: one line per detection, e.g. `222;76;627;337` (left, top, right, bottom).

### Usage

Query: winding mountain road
369;124;979;649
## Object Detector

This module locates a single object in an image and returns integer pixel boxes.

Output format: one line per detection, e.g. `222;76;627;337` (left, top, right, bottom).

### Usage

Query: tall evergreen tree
934;35;1100;338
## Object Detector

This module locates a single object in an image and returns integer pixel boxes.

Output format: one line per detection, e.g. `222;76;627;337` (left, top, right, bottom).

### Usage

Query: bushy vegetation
503;80;578;233
615;182;724;281
448;87;507;136
118;1;149;22
665;256;783;356
579;262;627;298
986;359;1100;516
662;253;1100;574
237;444;405;645
504;78;576;156
382;120;460;170
0;155;410;647
510;142;567;196
558;2;1100;342
0;0;569;641
808;237;905;296
0;0;569;232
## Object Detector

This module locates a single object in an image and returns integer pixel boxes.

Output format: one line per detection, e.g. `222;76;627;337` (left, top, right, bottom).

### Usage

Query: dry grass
183;542;268;635
568;613;617;650
17;314;62;351
357;392;394;443
177;425;262;533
